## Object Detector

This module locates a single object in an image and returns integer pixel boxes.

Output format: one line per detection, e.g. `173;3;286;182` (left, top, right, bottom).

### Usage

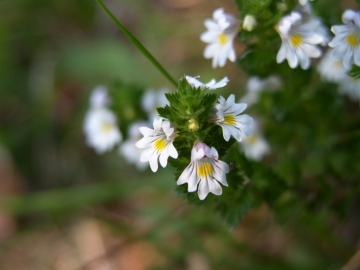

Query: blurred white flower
317;49;346;83
185;75;229;90
84;109;122;154
298;0;314;6
135;118;178;172
90;85;110;108
83;87;122;154
241;76;282;106
339;76;360;101
210;94;253;142
119;121;150;170
141;88;169;120
329;10;360;70
200;8;240;68
276;11;323;69
242;15;257;32
240;122;270;161
177;141;229;200
299;0;308;5
296;3;330;46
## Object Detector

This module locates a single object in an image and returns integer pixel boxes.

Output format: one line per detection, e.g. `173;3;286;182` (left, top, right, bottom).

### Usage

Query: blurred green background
0;0;359;269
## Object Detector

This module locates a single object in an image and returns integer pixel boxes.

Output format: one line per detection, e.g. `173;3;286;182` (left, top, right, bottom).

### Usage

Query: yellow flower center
224;114;236;126
101;123;113;133
218;33;227;46
346;33;359;47
245;133;258;145
154;137;167;151
333;60;343;67
290;34;302;47
197;162;213;178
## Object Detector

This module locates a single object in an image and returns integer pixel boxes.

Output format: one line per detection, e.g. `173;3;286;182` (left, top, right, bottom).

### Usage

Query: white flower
90;85;110;108
338;76;360;101
298;0;314;6
317;49;346;83
210;94;253;142
83;87;122;154
141;88;169;120
119;121;150;170
83;108;122;154
240;122;270;161
185;75;229;90
241;76;282;106
295;3;330;46
276;11;323;69
135;118;178;172
242;15;257;32
329;10;360;70
200;8;240;68
177;142;229;200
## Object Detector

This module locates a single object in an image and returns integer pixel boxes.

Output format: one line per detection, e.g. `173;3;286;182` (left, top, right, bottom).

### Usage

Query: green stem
96;0;177;87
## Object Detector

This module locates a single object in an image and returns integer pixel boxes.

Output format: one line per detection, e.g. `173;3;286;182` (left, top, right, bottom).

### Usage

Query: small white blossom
210;94;253;142
119;121;150;170
83;109;122;154
185;75;229;90
177;142;229;200
135;118;178;172
295;3;330;46
242;15;257;32
298;0;314;6
141;88;169;120
200;8;240;68
329;10;360;70
317;49;346;83
339;76;360;101
241;76;282;106
240;122;270;161
276;11;323;69
90;85;110;108
83;87;122;154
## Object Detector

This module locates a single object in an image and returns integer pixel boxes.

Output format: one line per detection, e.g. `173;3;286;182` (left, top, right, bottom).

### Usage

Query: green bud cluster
157;76;236;177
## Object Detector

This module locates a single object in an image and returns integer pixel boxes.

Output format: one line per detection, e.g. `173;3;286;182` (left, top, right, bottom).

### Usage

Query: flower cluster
135;77;253;200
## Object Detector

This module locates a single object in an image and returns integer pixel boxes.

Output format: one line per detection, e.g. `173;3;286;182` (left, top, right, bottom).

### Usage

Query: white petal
198;180;210;200
187;164;200;192
201;31;220;43
220;124;232;141
343;47;354;70
287;46;298;68
168;143;178;159
140;147;155;162
204;19;221;31
207;178;222;196
159;147;169;168
177;163;193;185
331;45;347;61
301;44;322;58
276;41;287;63
149;154;159;172
354;47;360;66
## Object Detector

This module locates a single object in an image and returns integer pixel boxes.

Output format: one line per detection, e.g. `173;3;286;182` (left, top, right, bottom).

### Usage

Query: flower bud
243;15;257;32
188;118;199;131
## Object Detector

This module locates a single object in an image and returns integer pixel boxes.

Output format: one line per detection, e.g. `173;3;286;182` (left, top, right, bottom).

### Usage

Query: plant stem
96;0;178;87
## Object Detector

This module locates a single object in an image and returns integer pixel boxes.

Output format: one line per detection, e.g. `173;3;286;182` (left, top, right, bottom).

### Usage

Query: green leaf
346;64;360;79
